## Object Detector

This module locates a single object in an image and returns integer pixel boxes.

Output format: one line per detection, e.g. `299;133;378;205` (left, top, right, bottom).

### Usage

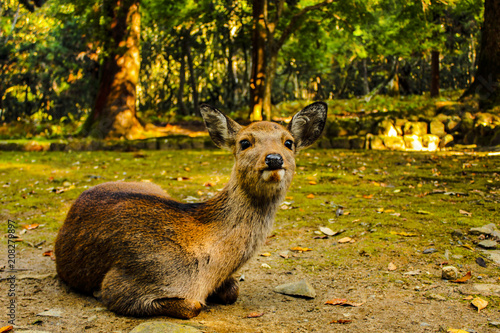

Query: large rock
439;134;454;148
404;135;423;151
422;134;440;151
368;134;386;150
382;136;405;150
274;279;316;299
429;120;446;138
130;321;202;333
403;122;428;136
376;119;397;136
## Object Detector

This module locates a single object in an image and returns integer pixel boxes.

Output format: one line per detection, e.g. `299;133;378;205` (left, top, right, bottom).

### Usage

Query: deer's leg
207;276;239;305
100;267;202;318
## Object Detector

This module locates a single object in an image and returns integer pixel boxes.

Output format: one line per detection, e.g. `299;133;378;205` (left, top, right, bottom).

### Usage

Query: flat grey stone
478;240;497;249
469;223;498;236
274;279;316;299
130;321;202;333
423;248;437;254
482;250;500;264
37;309;63;317
460;284;500;297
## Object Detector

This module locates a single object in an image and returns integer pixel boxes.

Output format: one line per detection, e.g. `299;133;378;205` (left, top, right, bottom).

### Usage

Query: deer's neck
200;175;286;261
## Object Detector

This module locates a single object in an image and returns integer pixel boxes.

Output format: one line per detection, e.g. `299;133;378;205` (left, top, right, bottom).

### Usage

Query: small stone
425;293;446;301
37;309;63;318
130;321;202;333
274;279;316;299
451;229;464;238
442;266;459;280
423;248;438;254
478;240;497;249
420;322;431;327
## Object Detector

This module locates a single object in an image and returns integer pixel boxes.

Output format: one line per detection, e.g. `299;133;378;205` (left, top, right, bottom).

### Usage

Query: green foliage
0;0;486;134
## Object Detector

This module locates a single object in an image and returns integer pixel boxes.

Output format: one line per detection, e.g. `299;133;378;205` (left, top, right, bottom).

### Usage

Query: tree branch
276;0;336;51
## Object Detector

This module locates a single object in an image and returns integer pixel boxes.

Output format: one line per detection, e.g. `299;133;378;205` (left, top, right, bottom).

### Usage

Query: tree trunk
430;50;440;98
461;0;500;109
81;0;143;139
360;58;370;96
184;30;199;115
250;0;266;121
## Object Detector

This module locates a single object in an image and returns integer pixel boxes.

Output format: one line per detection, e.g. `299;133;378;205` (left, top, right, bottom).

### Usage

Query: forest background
0;0;498;141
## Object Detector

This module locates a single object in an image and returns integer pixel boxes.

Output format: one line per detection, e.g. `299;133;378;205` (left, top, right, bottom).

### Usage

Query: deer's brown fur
54;102;327;319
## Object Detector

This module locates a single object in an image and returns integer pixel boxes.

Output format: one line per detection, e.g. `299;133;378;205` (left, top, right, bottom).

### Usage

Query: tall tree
80;0;143;139
250;0;334;121
461;0;499;109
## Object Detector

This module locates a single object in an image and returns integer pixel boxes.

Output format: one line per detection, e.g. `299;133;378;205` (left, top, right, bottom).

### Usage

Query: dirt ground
1;149;499;332
2;235;499;333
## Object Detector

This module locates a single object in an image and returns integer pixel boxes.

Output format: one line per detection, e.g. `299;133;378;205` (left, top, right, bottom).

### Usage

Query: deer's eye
284;140;294;150
240;140;252;150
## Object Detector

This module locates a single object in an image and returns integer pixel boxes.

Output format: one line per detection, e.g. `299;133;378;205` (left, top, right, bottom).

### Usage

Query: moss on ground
1;149;499;303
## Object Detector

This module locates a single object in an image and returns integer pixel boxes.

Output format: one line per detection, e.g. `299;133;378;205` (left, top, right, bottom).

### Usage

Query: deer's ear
287;102;328;150
200;104;242;149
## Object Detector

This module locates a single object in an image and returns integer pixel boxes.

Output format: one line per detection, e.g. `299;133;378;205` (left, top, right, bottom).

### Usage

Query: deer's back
55;182;205;294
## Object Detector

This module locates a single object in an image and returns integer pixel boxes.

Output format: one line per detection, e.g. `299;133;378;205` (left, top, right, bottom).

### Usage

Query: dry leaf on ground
459;209;472;217
452;271;472;283
0;326;13;333
306;193;315;199
471;297;488;313
338;237;354;243
290;246;312;252
325;299;365;307
260;253;271;257
329;319;352;324
388;262;397;271
24;223;39;230
447;329;469;333
246;312;265;318
390;231;418;237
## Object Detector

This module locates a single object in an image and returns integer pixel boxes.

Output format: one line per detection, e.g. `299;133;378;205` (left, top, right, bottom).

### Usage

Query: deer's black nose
265;154;284;170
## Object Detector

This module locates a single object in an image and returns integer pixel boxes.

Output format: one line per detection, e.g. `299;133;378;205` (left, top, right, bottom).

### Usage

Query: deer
54;102;327;319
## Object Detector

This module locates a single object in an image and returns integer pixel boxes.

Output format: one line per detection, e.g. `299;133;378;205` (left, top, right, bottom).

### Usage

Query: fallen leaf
363;194;373;199
306;194;315;199
461;244;475;251
447;329;469;333
290;246;312;252
452;271;472;283
325;298;364;307
390;231;418;237
260;252;271;257
416;210;432;215
338;237;354;244
43;250;53;257
24;223;39;230
319;226;336;236
0;326;13;333
471;297;488;312
246;312;264;318
329;319;352;324
325;298;347;305
388;262;397;271
309;181;317;185
463;296;474;300
204;182;215;187
459;209;472;217
376;207;384;213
